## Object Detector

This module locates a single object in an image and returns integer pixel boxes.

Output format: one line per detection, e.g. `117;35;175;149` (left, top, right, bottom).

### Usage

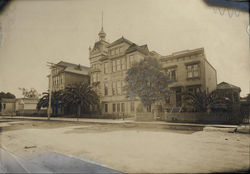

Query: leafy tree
124;57;171;108
19;87;40;99
63;82;99;118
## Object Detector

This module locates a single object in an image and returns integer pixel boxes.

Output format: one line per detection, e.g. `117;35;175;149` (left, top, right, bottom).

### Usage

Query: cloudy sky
0;0;249;97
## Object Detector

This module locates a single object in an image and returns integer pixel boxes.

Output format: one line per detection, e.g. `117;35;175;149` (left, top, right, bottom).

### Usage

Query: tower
98;11;106;41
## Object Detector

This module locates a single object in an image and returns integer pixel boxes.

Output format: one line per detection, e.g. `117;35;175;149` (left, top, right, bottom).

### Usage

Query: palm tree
37;90;64;116
183;89;230;113
62;82;99;119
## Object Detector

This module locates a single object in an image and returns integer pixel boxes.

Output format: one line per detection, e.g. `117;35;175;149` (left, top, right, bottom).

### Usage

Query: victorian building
89;26;160;116
160;48;217;111
89;26;217;116
48;61;89;92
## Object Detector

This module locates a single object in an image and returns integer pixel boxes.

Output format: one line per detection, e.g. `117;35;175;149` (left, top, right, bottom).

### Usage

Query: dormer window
110;47;122;56
75;64;81;70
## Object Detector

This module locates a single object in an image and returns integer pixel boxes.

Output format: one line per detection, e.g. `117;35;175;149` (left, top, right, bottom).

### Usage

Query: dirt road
0;118;249;173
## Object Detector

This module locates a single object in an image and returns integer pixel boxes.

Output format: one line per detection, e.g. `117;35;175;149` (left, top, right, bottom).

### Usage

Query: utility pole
47;62;56;120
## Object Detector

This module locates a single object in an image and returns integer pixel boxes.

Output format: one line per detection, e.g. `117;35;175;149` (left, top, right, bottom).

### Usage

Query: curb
1;116;248;133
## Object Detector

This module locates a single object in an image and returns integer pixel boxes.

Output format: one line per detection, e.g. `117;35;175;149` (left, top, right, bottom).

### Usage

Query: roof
0;98;16;103
92;40;110;51
16;98;39;104
149;51;162;57
161;48;205;61
57;61;89;69
107;36;133;48
125;43;149;55
217;82;241;91
57;61;89;75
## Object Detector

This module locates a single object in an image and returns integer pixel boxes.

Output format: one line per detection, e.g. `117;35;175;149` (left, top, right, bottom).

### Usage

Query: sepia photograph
0;0;249;173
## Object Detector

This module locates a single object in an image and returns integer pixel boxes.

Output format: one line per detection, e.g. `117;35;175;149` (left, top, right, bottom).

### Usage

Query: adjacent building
160;48;217;110
15;98;41;115
0;98;46;116
89;26;217;116
0;98;16;115
216;82;241;103
48;61;90;92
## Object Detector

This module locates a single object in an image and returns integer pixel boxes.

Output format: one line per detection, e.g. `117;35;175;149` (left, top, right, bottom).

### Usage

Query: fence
160;112;243;124
16;109;47;116
135;112;154;121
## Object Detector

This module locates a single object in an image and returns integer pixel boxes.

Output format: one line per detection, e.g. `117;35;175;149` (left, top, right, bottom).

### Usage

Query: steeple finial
98;11;106;41
102;11;103;29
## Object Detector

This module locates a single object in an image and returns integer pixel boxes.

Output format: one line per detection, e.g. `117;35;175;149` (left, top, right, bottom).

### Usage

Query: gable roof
125;43;149;55
217;82;241;91
92;40;110;51
57;61;89;75
107;36;133;48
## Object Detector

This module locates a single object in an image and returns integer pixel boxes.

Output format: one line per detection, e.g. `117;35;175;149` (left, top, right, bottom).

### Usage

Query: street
0;117;249;173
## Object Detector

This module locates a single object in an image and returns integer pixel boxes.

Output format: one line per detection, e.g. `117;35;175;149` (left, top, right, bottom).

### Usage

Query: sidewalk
0;115;239;129
0;147;121;173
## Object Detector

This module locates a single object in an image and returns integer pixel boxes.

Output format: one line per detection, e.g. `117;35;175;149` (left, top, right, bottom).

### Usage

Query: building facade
0;98;16;115
160;48;217;110
89;27;217;116
48;61;90;92
89;27;162;116
0;98;46;116
15;98;42;115
216;82;241;103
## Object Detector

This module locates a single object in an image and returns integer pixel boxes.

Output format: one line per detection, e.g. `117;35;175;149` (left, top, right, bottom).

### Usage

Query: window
147;105;151;112
104;82;108;96
130;101;135;112
166;68;177;80
129;55;135;65
165;95;170;104
3;104;6;109
121;58;126;70
104;62;108;74
116;59;121;71
186;64;199;78
93;73;97;83
97;73;100;82
127;56;131;69
112;60;116;72
117;81;121;95
117;103;120;112
61;75;63;84
112;82;116;95
121;103;125;112
187;86;200;94
105;104;108;112
121;81;125;94
113;103;116;112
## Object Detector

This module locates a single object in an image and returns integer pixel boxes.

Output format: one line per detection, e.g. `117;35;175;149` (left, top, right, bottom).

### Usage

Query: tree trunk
77;104;81;121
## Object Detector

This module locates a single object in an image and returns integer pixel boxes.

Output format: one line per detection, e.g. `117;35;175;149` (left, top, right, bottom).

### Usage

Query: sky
0;0;249;97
